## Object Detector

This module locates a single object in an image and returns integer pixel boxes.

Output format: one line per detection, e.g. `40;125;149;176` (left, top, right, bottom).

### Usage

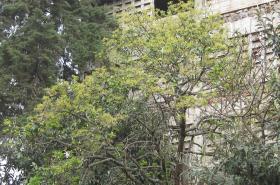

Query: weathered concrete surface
199;0;280;34
202;0;276;14
106;0;154;14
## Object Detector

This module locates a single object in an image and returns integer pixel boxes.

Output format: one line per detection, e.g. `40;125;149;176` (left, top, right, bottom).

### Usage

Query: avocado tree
104;2;235;184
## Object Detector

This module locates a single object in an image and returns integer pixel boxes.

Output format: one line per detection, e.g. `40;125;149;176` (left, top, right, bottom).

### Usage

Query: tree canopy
0;0;116;119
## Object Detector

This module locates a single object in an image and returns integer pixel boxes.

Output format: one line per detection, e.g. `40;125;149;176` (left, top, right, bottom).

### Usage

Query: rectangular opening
154;0;188;12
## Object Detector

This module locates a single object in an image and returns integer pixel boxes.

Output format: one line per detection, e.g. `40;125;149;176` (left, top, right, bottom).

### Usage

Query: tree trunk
174;109;186;185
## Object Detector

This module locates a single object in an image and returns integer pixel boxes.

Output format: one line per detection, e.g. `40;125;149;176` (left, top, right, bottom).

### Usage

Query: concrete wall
198;0;275;14
106;0;279;35
106;0;154;14
199;0;280;35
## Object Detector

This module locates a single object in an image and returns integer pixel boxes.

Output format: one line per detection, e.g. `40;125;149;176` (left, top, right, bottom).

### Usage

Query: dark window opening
154;0;168;12
154;0;188;11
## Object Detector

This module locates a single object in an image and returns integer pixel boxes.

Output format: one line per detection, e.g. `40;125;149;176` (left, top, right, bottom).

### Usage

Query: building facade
102;0;156;14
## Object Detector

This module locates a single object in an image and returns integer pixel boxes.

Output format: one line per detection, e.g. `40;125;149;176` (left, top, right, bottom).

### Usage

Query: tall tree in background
0;0;115;119
0;0;63;118
0;0;115;183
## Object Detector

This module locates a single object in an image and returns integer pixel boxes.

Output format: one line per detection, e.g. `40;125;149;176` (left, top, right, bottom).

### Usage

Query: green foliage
4;65;167;184
193;142;280;185
3;2;280;185
187;12;280;185
0;1;116;183
7;2;233;184
2;2;233;184
105;2;228;114
0;0;116;118
0;1;63;117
